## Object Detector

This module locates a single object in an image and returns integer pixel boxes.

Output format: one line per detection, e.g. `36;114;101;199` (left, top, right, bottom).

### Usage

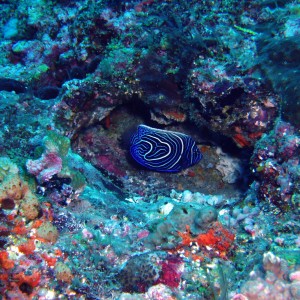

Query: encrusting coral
26;132;86;199
251;119;300;212
55;262;74;283
0;157;40;220
36;221;59;244
26;131;70;184
0;157;24;206
145;203;234;260
233;252;300;300
0;157;68;298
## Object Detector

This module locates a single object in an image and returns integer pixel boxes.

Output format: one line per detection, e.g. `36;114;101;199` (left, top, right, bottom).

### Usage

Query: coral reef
146;203;219;250
0;0;299;299
0;158;71;298
36;221;59;244
55;262;74;283
118;252;163;293
118;252;184;293
144;202;235;262
187;63;279;148
27;131;86;206
0;157;40;220
177;221;235;261
27;152;63;183
251;119;300;212
0;157;25;207
233;252;300;300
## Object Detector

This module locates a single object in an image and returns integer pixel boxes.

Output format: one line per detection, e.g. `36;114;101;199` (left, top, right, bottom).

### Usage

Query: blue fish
130;125;202;172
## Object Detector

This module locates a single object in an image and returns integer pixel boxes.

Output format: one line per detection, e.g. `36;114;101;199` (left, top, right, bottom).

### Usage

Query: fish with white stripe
130;125;202;172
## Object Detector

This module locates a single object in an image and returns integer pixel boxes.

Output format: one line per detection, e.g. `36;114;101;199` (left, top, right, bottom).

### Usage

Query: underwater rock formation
234;252;300;300
187;71;279;148
145;202;235;260
251;119;300;212
258;36;300;129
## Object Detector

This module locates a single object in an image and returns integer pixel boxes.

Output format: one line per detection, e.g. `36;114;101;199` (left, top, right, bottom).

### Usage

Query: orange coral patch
233;133;251;148
0;251;15;270
12;221;27;235
54;248;63;257
13;270;41;288
196;229;221;248
197;222;235;252
177;222;235;259
31;219;43;229
0;273;8;281
41;253;57;267
18;238;35;256
177;225;192;246
163;109;187;122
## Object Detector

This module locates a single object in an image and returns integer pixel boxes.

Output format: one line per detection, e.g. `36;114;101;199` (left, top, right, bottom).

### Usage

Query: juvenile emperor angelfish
130;125;203;172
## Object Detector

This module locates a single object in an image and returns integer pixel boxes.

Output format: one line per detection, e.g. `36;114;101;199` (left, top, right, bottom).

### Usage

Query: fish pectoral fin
178;155;190;170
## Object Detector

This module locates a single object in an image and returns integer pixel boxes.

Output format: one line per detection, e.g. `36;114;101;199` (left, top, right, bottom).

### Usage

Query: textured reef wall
0;0;300;299
258;35;300;127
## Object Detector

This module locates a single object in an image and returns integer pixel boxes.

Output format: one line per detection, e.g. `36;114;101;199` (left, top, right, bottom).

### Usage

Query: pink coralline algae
137;230;150;240
26;152;62;183
154;256;184;288
95;154;126;177
232;252;300;300
145;284;176;300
